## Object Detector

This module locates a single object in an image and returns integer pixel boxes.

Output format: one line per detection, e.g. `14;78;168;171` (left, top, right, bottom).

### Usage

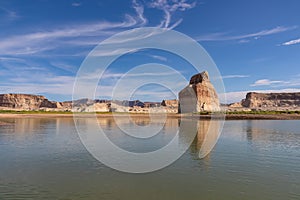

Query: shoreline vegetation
0;110;300;120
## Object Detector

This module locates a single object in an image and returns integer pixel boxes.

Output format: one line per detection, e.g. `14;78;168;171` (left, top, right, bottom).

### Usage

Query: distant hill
228;92;300;111
0;93;178;113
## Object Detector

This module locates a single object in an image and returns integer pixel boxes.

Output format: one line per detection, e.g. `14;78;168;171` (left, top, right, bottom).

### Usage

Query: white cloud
219;91;248;104
282;38;300;46
71;2;82;7
0;56;24;62
238;39;250;44
197;26;297;42
250;79;285;86
148;55;168;61
90;47;138;57
250;78;300;87
0;75;76;96
50;62;77;73
222;74;249;79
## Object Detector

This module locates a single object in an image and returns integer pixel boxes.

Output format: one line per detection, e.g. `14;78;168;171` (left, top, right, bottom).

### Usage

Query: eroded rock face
161;99;178;108
0;94;58;110
178;71;220;113
241;92;300;108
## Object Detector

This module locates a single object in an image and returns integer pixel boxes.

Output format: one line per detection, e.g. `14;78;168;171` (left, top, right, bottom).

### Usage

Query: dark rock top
189;71;209;85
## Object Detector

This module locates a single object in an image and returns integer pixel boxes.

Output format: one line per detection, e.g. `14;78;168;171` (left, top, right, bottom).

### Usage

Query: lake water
0;117;299;200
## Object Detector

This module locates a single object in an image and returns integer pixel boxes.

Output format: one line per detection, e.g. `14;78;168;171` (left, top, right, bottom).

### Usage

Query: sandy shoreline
0;113;300;120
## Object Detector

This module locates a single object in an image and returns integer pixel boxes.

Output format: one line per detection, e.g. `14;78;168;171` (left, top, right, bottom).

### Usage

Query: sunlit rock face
161;99;178;108
178;71;220;113
241;92;300;108
0;93;58;110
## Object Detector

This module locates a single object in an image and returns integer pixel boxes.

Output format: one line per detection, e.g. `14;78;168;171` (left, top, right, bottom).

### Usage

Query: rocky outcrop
0;94;179;113
161;99;178;108
178;71;220;113
0;94;58;110
72;102;110;112
241;92;300;108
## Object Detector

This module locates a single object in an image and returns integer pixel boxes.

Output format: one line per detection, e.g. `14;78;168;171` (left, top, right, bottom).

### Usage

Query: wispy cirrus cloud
197;26;297;42
148;0;196;28
0;6;18;21
282;38;300;46
50;62;78;73
132;0;147;25
0;0;197;56
250;78;300;87
71;2;82;7
250;79;286;86
0;17;138;55
222;74;250;79
149;55;168;62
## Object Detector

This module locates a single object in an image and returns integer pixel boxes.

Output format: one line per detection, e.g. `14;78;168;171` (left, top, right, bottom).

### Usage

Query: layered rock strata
178;71;220;113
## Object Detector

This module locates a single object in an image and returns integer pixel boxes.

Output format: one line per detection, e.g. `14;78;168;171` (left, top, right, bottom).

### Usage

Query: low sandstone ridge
0;94;61;110
0;93;178;113
228;92;300;111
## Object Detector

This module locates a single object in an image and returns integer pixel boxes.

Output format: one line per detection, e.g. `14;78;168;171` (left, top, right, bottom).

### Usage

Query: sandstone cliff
0;94;179;113
161;99;178;108
0;94;59;110
178;71;220;113
242;92;300;108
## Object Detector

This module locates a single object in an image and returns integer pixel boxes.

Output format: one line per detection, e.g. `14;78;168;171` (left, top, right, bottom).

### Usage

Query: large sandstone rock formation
241;92;300;108
0;94;59;110
178;71;220;113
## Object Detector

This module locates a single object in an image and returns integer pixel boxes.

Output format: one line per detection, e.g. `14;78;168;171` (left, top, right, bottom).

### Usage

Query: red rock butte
178;71;220;113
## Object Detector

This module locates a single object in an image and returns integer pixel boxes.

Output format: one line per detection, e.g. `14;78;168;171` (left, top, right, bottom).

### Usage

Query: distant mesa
0;93;70;110
0;93;178;113
228;92;300;111
242;92;300;108
178;71;220;113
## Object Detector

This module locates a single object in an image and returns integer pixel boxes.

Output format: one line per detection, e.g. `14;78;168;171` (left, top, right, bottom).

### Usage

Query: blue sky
1;0;300;103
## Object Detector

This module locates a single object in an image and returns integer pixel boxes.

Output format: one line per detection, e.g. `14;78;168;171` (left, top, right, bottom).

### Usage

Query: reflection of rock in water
76;117;221;160
179;119;221;159
0;120;13;126
197;120;221;158
178;119;199;148
96;116;179;129
1;118;75;135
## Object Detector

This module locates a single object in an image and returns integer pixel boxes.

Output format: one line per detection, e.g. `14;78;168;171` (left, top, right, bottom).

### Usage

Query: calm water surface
0;117;299;200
